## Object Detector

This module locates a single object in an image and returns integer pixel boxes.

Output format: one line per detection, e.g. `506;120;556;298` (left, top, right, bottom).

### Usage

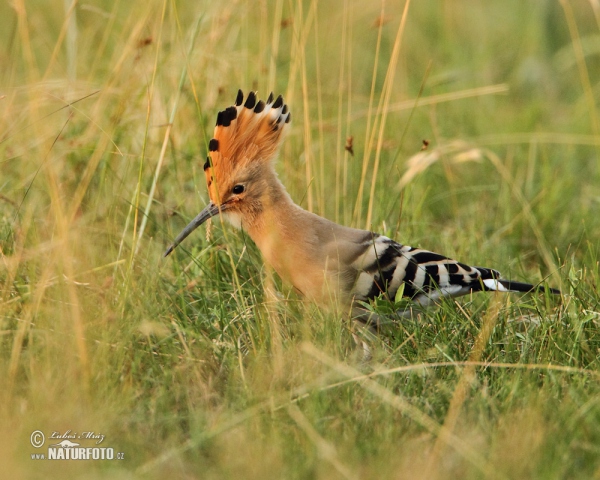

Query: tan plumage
165;90;559;324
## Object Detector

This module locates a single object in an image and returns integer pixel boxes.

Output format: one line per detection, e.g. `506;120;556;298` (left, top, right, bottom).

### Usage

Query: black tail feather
498;280;561;295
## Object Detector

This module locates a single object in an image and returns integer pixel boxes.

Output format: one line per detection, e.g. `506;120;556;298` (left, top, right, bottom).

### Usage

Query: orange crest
204;90;291;204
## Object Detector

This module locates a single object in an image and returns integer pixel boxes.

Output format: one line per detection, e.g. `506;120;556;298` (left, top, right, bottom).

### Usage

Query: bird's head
164;90;291;256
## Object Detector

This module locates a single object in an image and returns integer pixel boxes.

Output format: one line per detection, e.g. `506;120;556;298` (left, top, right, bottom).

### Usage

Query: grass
1;0;600;478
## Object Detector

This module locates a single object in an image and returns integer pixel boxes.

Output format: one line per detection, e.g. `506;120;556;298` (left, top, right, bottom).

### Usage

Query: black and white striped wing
349;234;546;306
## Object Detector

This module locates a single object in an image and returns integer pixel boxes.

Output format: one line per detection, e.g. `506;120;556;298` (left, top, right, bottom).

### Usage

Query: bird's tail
477;268;560;295
495;279;561;295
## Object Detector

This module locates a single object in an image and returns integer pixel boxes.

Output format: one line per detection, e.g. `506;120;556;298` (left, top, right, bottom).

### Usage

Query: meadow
1;0;600;478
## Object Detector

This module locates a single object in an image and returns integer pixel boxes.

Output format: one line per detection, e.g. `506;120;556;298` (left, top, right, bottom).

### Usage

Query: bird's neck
243;173;335;301
244;173;302;259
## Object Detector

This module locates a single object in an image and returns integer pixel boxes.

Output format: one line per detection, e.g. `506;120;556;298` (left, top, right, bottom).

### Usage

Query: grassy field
1;0;600;478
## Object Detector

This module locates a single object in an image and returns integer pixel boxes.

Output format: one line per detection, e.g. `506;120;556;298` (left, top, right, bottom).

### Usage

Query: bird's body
165;90;559;321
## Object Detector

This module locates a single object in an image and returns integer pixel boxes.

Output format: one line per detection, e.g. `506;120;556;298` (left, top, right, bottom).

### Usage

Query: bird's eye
232;184;245;195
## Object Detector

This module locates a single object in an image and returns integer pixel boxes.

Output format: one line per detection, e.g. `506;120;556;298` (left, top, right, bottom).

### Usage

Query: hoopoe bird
165;90;559;327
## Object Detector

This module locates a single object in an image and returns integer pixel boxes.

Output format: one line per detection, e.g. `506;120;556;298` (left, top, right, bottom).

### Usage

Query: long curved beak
164;202;221;257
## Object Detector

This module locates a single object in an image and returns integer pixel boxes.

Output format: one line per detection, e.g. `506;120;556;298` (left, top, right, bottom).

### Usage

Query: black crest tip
235;89;244;106
266;92;274;104
244;91;257;109
285;112;292;123
203;157;211;170
215;111;224;126
253;100;265;113
215;106;237;127
216;110;231;127
272;95;283;109
208;138;219;151
225;106;237;121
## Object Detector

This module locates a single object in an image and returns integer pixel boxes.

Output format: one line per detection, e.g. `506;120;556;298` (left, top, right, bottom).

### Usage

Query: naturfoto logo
29;430;125;461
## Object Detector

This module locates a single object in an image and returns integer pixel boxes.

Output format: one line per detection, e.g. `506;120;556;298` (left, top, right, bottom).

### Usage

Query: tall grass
1;0;599;478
